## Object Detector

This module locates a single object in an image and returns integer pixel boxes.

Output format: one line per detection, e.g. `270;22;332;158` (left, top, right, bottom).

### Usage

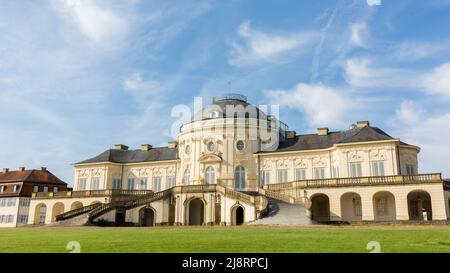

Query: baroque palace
1;93;450;227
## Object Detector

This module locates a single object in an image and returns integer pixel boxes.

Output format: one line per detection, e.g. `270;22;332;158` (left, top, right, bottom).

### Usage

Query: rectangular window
372;161;385;176
13;185;18;192
332;166;340;178
91;177;100;190
153;177;162;192
277;170;288;183
43;186;49;193
33;185;39;192
295;168;306;180
139;178;148;190
7;198;16;207
78;178;87;191
127;178;135;190
0;199;6;207
260;171;270;185
167;176;176;188
112;179;122;190
18;215;28;224
350;162;362;177
406;165;415;175
0;185;5;192
53;187;58;193
19;198;30;207
314;168;325;179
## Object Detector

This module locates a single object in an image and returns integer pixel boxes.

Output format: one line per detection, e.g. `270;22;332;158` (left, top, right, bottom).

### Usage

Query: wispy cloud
51;0;129;47
229;21;317;67
344;58;419;88
350;23;367;47
391;41;449;61
366;0;382;6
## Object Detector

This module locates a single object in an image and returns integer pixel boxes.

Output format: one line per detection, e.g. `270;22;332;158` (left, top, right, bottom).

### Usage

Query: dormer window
0;185;5;193
13;185;18;192
209;110;220;119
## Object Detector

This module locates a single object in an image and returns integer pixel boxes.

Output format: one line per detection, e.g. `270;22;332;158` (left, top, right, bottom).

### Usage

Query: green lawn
1;225;450;253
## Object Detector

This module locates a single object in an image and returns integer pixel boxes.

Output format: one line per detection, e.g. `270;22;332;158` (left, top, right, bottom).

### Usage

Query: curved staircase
249;189;312;225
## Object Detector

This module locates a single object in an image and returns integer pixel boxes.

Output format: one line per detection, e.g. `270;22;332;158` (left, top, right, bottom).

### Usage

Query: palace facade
15;94;450;226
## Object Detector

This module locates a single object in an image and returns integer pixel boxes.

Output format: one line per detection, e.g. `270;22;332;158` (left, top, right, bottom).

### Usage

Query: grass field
1;225;450;253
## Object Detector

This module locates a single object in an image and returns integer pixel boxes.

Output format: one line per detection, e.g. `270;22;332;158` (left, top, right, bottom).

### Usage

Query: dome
192;93;268;121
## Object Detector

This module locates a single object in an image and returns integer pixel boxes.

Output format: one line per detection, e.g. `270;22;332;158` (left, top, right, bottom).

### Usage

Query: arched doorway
340;192;362;222
373;191;396;221
34;203;47;225
232;205;244;225
139;207;155;226
310;194;330;222
188;198;204;225
234;166;246;190
70;201;83;210
51;202;65;223
407;190;432;221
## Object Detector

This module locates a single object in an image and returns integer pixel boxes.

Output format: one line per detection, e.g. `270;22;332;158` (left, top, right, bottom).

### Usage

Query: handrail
264;173;443;192
34;189;153;199
55;203;101;221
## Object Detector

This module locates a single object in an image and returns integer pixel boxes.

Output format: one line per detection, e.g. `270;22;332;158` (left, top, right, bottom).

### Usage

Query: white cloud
391;101;450;177
123;73;163;96
350;23;367;47
344;58;418;88
392;42;448;61
265;83;352;128
229;21;316;67
367;0;382;6
420;62;450;99
52;0;128;45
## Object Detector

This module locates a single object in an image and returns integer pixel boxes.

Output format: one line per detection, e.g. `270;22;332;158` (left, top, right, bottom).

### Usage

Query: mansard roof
75;147;178;165
260;125;411;153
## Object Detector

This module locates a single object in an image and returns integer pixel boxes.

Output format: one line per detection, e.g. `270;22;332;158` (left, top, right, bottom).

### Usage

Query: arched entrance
340;192;362;222
232;205;244;225
310;194;330;222
373;191;396;221
407;190;432;221
188;198;204;225
70;201;83;210
139;207;155;226
34;203;47;225
51;202;65;223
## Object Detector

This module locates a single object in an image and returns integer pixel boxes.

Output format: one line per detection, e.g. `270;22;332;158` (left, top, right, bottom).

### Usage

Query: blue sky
1;0;450;184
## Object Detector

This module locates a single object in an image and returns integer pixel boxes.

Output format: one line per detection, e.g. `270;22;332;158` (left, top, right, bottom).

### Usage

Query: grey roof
76;147;178;164
259;125;411;153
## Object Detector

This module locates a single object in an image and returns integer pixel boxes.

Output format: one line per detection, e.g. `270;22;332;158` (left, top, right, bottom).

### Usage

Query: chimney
2;168;9;173
114;144;129;150
19;167;26;171
317;127;329;136
41;167;47;171
356;121;370;128
141;144;152;151
285;131;296;139
168;141;178;149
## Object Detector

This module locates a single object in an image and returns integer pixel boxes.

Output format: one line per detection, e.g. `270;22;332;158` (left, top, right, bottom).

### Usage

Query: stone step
250;198;313;225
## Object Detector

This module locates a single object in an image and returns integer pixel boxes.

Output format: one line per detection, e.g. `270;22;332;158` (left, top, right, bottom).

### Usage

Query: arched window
234;166;246;190
183;169;190;185
205;166;215;184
